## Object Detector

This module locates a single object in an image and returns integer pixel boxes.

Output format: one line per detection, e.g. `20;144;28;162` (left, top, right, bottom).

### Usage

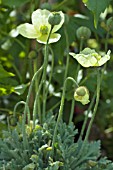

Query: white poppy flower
74;86;90;105
17;9;64;44
69;48;111;67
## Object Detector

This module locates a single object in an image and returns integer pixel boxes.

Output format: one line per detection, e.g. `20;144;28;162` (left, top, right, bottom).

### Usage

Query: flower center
40;25;48;35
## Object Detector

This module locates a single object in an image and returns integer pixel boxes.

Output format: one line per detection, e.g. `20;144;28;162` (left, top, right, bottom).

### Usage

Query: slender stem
75;70;101;167
80;38;84;51
33;27;53;126
64;27;70;80
42;26;53;121
13;101;30;125
22;66;43;149
12;64;23;83
69;65;80;124
47;101;61;113
42;47;54;121
69;38;83;124
53;0;68;10
42;44;49;120
84;72;100;141
52;77;78;155
33;57;39;93
78;91;96;140
105;32;109;52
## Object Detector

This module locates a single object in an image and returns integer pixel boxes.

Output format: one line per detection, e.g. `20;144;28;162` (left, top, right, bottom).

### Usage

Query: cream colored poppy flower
74;86;90;105
17;9;64;44
69;48;111;67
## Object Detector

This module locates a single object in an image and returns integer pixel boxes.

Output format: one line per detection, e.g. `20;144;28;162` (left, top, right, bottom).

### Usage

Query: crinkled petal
69;53;97;67
81;94;90;105
48;33;61;44
32;9;51;32
98;55;110;66
17;23;38;38
52;11;65;33
74;93;90;105
37;33;61;44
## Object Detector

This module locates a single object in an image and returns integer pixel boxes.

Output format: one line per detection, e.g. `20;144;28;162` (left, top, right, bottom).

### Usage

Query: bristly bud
76;26;91;40
48;12;61;26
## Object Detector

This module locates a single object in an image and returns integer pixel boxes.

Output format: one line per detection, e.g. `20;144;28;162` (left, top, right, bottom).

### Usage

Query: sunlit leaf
0;64;14;79
82;0;112;28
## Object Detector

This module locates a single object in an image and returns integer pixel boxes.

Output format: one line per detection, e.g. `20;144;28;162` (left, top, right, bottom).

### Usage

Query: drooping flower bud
48;12;62;26
9;115;18;126
76;26;91;40
74;86;90;105
28;50;37;59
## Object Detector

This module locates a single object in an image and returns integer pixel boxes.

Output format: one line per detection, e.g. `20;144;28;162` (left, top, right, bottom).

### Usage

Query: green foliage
82;0;112;27
2;0;30;7
0;114;113;170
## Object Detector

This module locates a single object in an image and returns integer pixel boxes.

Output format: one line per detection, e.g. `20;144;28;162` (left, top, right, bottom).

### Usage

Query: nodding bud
76;86;86;96
74;86;90;105
28;50;37;59
107;17;113;31
9;115;18;126
76;26;91;40
48;12;61;26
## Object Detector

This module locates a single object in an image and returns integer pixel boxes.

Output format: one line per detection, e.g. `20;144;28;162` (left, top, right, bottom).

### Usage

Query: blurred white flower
69;48;111;67
17;9;64;44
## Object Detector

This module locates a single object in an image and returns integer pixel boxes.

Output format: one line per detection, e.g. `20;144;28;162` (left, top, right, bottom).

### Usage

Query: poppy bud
74;86;90;105
48;12;62;26
76;26;91;40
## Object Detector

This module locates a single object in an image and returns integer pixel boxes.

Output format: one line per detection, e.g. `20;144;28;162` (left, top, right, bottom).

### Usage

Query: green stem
33;27;53;126
69;38;83;124
84;71;100;141
78;91;96;140
12;64;23;83
64;27;70;80
53;0;68;10
105;32;109;52
22;66;43;149
42;47;54;121
33;57;38;93
13;101;30;125
47;101;61;113
69;65;80;124
42;44;49;120
75;70;101;168
52;77;78;155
